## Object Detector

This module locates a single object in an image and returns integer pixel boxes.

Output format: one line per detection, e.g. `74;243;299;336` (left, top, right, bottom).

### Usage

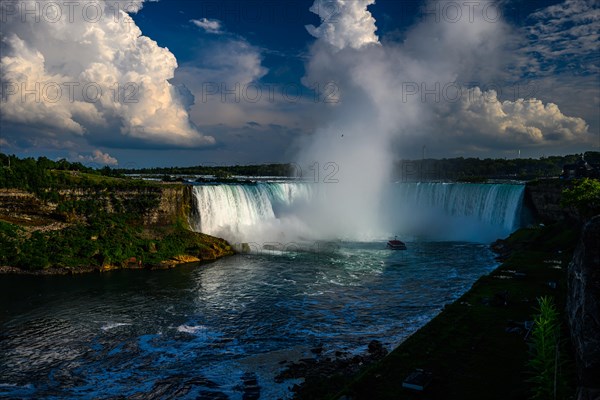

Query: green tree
561;178;600;218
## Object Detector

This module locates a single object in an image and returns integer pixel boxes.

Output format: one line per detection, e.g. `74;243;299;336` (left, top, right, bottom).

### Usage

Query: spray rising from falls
295;0;561;243
190;182;525;244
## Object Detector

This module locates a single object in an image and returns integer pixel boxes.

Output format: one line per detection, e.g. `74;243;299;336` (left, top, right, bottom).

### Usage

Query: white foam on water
101;322;132;331
176;324;207;334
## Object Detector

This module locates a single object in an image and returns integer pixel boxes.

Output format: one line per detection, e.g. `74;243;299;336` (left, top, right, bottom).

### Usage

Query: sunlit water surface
1;241;497;399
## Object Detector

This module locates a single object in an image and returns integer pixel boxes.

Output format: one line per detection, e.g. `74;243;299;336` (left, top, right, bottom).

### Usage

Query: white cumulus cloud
306;0;379;50
301;0;593;156
0;0;214;148
431;88;590;150
175;26;275;128
294;0;595;236
190;18;223;34
77;149;119;165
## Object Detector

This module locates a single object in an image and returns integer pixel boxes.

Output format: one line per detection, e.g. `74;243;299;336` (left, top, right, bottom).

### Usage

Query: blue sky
0;0;598;167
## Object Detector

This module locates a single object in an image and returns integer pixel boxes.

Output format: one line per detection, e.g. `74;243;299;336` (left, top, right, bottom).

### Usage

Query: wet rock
525;180;580;224
367;340;388;358
241;372;260;400
125;374;223;400
276;341;390;399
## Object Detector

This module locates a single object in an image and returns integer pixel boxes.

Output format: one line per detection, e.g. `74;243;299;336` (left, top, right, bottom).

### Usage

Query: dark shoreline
289;222;579;399
0;254;232;276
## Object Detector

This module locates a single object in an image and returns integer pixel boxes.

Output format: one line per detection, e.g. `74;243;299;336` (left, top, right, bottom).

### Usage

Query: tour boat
387;236;407;250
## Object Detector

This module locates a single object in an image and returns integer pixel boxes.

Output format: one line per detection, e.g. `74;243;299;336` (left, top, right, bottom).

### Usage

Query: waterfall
190;183;313;242
386;182;525;242
190;182;525;243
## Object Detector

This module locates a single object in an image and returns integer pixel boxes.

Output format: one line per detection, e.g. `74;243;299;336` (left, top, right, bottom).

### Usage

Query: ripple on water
101;322;132;331
0;240;497;399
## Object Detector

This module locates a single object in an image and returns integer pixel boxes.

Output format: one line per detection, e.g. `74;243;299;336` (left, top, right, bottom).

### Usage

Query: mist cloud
294;0;593;238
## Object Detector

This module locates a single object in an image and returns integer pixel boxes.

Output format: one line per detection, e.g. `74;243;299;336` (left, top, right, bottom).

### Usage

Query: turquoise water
1;240;497;399
1;182;525;398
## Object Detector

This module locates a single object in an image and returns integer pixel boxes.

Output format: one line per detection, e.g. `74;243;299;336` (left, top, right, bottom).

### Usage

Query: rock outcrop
567;215;600;400
525;179;579;224
0;184;191;229
0;183;234;274
0;189;59;226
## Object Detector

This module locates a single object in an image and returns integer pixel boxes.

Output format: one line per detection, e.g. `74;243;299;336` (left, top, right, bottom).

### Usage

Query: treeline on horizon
1;152;600;187
395;151;600;181
0;153;139;196
114;151;600;180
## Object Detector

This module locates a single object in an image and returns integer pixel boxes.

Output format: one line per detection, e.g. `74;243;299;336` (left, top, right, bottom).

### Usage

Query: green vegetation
0;221;22;266
112;151;600;181
528;296;567;400
296;222;578;399
396;151;599;181
6;151;596;183
0;153;232;272
118;163;297;177
0;216;228;271
561;178;600;219
0;153;127;192
1;153;161;220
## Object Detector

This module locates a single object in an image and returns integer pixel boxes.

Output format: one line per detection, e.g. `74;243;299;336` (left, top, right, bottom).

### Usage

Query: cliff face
142;185;191;227
0;184;191;229
0;184;234;273
0;189;59;227
525;179;579;224
568;216;600;400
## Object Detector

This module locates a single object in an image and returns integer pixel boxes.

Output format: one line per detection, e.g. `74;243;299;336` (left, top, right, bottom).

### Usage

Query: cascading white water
190;182;525;244
385;182;525;242
190;183;314;243
392;183;524;230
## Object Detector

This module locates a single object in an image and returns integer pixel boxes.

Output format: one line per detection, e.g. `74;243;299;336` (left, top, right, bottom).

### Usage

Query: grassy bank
0;218;233;274
295;222;579;399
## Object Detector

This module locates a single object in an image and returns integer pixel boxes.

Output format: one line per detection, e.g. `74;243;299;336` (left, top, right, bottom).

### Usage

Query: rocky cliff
568;216;600;400
0;183;234;273
0;189;61;228
525;179;579;224
0;184;191;229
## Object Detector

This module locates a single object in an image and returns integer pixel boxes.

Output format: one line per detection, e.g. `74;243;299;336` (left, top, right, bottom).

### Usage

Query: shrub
561;178;600;218
528;296;567;400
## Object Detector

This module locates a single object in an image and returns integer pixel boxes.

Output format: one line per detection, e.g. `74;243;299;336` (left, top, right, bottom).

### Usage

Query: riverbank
0;225;234;275
0;173;234;274
292;221;580;399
